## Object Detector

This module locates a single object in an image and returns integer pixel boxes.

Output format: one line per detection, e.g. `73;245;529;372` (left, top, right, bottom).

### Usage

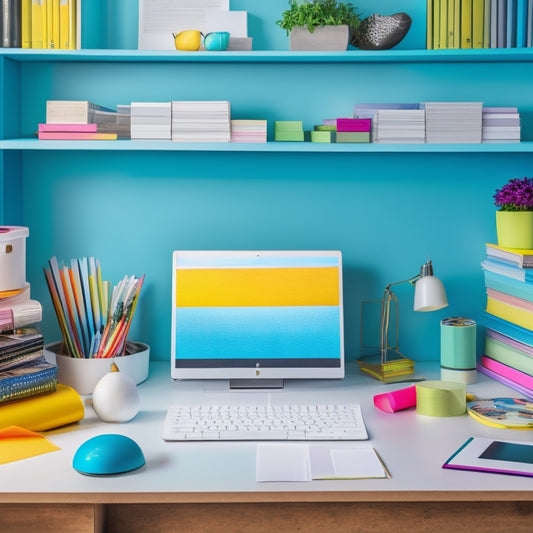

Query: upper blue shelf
2;47;533;63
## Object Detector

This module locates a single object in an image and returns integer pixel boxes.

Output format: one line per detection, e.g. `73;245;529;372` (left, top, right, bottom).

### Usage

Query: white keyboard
162;403;368;441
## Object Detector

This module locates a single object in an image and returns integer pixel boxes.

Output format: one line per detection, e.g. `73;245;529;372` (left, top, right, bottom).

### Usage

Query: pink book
481;355;533;389
38;132;117;140
336;118;371;132
38;123;98;133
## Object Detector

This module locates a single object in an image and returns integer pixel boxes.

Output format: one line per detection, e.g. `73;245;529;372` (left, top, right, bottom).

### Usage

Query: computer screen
171;250;344;385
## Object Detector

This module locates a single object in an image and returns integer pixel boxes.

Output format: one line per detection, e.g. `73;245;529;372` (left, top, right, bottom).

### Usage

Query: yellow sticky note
0;425;60;465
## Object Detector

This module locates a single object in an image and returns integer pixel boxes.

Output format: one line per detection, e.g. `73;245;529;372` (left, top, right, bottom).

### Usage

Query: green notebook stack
275;121;305;141
312;125;336;143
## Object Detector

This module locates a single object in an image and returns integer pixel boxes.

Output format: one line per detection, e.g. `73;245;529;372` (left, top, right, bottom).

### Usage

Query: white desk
1;361;532;533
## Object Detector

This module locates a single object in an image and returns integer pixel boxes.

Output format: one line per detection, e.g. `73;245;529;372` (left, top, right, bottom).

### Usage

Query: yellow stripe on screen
176;267;339;307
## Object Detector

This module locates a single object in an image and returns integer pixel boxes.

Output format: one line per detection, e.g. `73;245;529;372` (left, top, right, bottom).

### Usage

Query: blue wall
15;1;532;364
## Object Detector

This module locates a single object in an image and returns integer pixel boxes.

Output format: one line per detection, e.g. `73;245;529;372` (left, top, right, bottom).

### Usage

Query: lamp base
357;350;416;383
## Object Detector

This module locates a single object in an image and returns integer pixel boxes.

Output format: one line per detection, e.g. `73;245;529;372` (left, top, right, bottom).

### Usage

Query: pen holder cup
44;341;150;395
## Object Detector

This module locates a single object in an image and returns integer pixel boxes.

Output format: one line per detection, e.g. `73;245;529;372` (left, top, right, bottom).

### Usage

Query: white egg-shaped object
92;363;140;423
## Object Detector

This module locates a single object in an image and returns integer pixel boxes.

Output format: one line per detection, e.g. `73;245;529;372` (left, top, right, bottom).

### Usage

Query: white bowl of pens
43;256;149;395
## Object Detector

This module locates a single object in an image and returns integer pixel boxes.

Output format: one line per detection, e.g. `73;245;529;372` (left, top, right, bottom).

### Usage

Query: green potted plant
494;177;533;249
276;0;361;51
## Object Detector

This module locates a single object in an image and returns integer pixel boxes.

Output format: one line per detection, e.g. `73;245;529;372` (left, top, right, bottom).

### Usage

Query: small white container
44;341;150;395
0;226;29;292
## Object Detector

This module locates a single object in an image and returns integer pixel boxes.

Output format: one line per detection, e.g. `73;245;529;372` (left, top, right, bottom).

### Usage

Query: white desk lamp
360;260;448;381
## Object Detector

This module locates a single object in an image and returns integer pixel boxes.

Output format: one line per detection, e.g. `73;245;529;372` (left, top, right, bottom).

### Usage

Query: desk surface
1;361;532;504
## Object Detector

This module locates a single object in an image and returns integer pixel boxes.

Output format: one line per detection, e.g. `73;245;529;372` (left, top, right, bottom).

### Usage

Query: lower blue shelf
1;139;533;152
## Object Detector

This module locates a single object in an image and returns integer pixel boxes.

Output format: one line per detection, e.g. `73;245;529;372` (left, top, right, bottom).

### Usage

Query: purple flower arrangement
494;177;533;211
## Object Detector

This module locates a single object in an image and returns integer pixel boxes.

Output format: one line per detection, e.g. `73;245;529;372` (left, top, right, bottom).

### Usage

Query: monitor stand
230;379;284;390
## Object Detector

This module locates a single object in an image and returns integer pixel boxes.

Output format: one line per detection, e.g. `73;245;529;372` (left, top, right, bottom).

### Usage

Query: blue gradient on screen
175;306;340;359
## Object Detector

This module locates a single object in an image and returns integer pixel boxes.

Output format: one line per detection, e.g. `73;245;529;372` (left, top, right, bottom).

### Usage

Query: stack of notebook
482;107;521;144
372;109;425;144
171;101;231;142
230;119;267;143
274;121;305;142
422;102;483;143
131;102;172;140
480;243;533;398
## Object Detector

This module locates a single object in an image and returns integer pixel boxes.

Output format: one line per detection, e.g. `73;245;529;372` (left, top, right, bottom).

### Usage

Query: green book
311;130;335;143
484;336;533;376
314;125;336;131
274;121;303;132
336;131;371;143
275;131;305;141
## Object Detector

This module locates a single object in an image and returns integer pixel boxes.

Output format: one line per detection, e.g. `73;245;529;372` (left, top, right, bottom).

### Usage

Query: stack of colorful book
230;120;267;143
335;118;371;143
171;101;231;142
40;100;118;140
482;107;521;143
480;243;533;398
274;121;305;142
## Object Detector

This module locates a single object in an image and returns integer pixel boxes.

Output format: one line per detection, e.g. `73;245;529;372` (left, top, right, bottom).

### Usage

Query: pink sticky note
374;385;417;413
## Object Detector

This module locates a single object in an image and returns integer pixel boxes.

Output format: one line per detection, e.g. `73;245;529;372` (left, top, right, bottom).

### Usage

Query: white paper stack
130;102;171;140
373;109;426;143
171;101;231;142
482;107;521;143
230;120;267;143
423;102;483;143
353;103;420;142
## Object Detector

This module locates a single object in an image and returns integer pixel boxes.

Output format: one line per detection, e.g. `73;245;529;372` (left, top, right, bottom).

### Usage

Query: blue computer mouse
73;434;145;475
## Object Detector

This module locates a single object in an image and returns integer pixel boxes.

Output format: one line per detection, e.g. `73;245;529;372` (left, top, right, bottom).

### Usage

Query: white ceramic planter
44;341;150;395
289;25;350;51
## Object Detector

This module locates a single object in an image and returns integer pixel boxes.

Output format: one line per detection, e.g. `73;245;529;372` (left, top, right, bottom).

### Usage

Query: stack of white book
482;107;521;143
230;120;267;143
171;101;231;142
130;102;171;140
373;109;426;143
422;102;483;143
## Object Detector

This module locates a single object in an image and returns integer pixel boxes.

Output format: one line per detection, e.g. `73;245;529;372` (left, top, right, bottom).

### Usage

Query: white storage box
0;226;29;292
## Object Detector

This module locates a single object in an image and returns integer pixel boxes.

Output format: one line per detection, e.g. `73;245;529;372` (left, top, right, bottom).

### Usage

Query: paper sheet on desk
0;425;60;465
256;443;390;482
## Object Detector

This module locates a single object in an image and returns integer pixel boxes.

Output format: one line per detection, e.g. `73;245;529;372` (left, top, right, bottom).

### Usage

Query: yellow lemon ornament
173;30;202;51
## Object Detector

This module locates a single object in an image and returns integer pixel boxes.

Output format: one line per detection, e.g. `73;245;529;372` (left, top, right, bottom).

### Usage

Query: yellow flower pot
496;210;533;249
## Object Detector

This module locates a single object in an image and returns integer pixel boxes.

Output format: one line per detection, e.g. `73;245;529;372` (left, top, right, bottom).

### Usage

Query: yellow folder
0;384;84;432
486;297;533;332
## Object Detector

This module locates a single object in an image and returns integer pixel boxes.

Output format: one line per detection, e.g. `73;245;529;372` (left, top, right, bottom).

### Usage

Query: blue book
0;358;57;404
517;0;527;46
484;313;533;347
484;269;533;301
507;0;517;46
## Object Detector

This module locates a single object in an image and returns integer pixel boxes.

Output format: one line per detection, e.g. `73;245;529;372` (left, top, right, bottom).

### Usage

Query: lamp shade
413;275;448;312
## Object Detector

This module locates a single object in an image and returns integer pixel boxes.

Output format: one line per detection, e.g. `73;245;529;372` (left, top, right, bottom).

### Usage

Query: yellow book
427;0;433;49
45;0;53;48
21;0;32;48
472;0;484;48
69;0;77;49
31;0;44;48
59;0;69;48
486;296;533;332
461;0;473;48
53;0;60;49
439;0;448;49
447;0;456;48
453;0;461;48
433;0;441;48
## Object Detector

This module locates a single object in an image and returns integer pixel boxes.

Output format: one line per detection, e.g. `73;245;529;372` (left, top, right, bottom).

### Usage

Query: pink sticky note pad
373;385;417;413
